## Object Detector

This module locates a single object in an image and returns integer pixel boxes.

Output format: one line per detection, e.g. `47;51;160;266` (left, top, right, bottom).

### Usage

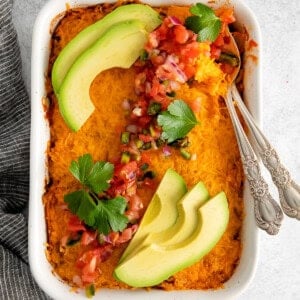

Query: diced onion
162;146;172;157
191;153;197;161
169;16;182;26
132;107;143;117
126;124;138;133
122;99;131;110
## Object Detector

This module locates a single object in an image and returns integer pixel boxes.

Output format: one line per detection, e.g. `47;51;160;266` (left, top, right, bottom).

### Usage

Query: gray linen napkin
0;0;48;298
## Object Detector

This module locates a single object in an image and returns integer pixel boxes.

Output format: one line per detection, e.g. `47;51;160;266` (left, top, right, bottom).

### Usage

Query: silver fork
224;88;283;235
231;84;300;221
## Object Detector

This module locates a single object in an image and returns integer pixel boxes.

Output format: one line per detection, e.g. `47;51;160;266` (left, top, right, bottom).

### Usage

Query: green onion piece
180;149;191;160
217;52;239;67
140;163;149;171
169;137;190;148
147;102;162;115
149;125;157;138
166;91;176;97
121;131;130;144
143;170;156;179
155;138;165;147
85;284;95;298
140;49;149;61
121;152;131;164
135;139;144;149
142;142;152;150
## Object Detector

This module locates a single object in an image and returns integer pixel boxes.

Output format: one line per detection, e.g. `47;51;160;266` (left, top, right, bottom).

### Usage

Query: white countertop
12;0;300;299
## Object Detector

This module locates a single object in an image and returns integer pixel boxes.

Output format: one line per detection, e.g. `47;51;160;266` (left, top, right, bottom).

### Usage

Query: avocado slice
119;169;187;263
114;192;229;287
57;20;148;131
52;4;162;93
123;182;209;262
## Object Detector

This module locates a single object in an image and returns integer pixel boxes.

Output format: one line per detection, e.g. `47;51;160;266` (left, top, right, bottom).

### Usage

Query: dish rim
29;0;261;299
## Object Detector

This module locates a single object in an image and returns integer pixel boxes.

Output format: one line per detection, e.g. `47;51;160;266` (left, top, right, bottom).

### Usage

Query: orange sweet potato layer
44;3;244;291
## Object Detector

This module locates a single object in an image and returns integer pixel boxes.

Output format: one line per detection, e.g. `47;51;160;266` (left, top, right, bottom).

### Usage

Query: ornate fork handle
231;84;300;220
224;90;283;235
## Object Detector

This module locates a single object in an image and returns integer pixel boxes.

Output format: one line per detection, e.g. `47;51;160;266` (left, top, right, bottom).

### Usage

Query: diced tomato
183;64;196;79
213;35;225;47
116;228;134;244
134;72;147;95
149;77;164;98
111;182;127;196
150;54;165;66
128;194;143;211
147;32;159;48
77;246;113;284
126;210;140;222
160;40;176;54
126;195;143;222
180;41;200;60
81;231;97;246
107;231;120;245
173;25;189;44
68;215;86;232
119;161;138;181
138;134;153;143
137;115;152;128
140;152;151;165
210;45;221;59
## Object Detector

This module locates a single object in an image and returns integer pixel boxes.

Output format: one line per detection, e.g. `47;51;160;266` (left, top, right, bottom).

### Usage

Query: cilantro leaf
184;15;202;33
69;154;114;194
185;3;221;42
64;190;98;227
190;3;217;20
95;196;128;234
157;100;199;143
64;191;129;235
197;19;221;43
69;154;93;183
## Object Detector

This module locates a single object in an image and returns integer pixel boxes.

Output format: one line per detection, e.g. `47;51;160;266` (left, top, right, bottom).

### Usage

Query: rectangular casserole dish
29;0;261;299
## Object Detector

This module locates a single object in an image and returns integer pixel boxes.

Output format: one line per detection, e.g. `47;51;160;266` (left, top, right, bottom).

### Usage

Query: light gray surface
12;0;300;299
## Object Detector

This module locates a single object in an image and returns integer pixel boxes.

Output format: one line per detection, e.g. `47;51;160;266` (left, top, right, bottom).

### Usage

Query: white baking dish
29;0;261;299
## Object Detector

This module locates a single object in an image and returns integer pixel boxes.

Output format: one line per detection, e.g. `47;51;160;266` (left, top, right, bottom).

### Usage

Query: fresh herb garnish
157;100;199;143
185;3;221;42
64;154;129;235
69;154;114;194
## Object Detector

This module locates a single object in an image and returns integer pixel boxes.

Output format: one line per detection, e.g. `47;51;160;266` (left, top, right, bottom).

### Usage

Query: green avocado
52;4;161;93
123;182;209;262
119;169;187;263
57;20;148;131
114;192;229;287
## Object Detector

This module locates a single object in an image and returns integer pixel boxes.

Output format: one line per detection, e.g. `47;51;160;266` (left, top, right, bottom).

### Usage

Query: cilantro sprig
69;154;114;194
157;100;199;143
64;154;129;235
185;3;221;42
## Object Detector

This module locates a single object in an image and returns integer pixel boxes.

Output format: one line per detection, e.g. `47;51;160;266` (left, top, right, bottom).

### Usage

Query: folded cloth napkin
0;0;49;298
